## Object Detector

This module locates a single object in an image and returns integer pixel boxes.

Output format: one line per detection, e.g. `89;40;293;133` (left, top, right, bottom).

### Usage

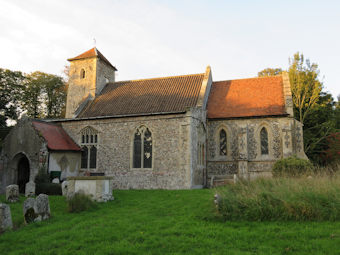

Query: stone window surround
130;125;154;170
255;122;273;160
80;126;98;171
80;68;86;79
214;124;232;161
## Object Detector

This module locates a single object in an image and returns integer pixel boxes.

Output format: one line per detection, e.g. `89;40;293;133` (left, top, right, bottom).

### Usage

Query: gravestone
52;178;60;184
61;181;68;196
23;194;50;224
25;182;36;197
6;185;19;203
0;203;13;233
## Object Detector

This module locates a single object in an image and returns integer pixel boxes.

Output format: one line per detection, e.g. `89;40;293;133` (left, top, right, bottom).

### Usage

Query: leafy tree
288;53;323;124
23;72;66;118
258;68;282;77
258;53;338;165
0;68;25;126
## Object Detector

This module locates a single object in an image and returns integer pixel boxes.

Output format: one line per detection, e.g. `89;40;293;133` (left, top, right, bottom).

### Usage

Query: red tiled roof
32;121;81;151
78;73;205;118
67;48;117;71
207;76;287;119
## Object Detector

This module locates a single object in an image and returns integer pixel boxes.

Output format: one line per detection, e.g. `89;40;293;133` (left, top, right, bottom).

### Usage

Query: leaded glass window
219;129;227;156
80;127;98;169
133;127;152;168
260;127;269;155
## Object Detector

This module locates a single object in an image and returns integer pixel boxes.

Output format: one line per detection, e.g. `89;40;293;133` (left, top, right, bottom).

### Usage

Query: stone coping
67;176;114;181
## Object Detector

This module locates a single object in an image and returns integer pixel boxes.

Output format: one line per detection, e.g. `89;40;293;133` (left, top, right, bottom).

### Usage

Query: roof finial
93;38;96;48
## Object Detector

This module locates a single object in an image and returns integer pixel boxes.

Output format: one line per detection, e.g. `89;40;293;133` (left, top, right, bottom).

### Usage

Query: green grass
217;176;340;221
0;189;340;254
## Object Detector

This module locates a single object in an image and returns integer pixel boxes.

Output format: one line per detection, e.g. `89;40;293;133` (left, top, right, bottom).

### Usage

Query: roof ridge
213;75;283;83
109;73;205;84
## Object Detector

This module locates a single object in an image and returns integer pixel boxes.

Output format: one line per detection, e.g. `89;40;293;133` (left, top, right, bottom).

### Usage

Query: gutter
46;111;187;123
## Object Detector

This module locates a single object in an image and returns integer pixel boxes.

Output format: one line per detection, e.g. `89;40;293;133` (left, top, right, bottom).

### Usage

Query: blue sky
0;0;339;98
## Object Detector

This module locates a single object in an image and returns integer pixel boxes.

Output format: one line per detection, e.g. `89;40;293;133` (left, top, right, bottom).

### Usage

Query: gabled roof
32;120;81;151
207;76;287;119
67;48;117;71
78;73;205;118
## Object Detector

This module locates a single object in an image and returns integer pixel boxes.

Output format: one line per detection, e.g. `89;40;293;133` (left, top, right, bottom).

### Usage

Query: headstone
25;182;36;197
23;198;37;224
61;181;68;196
35;194;50;221
6;185;19;203
52;178;60;184
23;194;51;224
0;203;13;233
214;193;221;208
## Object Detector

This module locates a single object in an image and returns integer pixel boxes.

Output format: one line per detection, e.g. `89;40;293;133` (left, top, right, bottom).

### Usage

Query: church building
0;48;307;192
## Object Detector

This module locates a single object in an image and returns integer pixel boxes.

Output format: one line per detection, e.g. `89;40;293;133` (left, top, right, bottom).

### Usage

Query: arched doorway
17;156;30;193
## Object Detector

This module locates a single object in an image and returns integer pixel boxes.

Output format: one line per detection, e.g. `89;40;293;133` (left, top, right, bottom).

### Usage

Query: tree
288;53;323;124
23;72;67;118
257;68;282;77
258;53;338;165
0;68;25;126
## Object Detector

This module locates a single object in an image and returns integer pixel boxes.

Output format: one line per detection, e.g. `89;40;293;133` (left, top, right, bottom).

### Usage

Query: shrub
67;192;97;213
36;183;62;196
34;168;50;184
216;176;340;221
272;156;313;177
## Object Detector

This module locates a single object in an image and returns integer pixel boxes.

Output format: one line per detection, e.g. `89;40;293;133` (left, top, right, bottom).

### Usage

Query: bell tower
65;48;117;118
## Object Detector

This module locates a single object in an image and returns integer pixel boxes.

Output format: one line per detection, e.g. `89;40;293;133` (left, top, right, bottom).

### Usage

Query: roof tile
78;73;204;118
32;121;81;151
207;76;286;118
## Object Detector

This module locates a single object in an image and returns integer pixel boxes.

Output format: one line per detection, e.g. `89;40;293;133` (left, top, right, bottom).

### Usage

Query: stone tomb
0;203;13;233
67;176;114;202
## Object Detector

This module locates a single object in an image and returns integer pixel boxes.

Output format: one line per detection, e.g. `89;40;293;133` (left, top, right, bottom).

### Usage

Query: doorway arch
11;153;30;194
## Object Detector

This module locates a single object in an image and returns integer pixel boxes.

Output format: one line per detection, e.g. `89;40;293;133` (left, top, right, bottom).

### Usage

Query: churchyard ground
1;189;340;254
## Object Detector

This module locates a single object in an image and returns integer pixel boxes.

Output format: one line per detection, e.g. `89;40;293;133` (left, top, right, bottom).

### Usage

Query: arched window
219;129;227;156
133;127;152;168
80;69;86;79
80;127;98;169
260;127;269;155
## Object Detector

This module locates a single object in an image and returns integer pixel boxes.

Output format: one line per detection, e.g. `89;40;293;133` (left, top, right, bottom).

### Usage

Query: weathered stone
61;181;68;196
23;198;37;224
67;177;114;202
23;194;50;224
25;181;36;197
6;185;19;203
0;203;13;233
35;194;50;221
52;178;60;184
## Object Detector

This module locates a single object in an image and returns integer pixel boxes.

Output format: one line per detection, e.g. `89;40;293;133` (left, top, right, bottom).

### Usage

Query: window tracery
133;126;152;168
260;127;269;155
80;127;98;169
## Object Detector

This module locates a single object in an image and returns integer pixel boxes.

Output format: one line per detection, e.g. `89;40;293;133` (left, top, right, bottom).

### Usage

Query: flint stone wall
207;117;307;179
62;112;199;189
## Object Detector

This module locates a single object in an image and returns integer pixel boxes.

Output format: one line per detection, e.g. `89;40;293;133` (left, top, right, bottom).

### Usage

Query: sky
0;0;339;99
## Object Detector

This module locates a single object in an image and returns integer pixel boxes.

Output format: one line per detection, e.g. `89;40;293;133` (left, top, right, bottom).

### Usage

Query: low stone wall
67;176;114;202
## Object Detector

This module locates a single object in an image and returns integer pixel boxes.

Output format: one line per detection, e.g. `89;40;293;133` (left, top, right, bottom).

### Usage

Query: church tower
65;48;117;118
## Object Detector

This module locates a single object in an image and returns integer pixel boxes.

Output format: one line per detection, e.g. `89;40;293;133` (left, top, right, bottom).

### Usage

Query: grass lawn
1;189;340;255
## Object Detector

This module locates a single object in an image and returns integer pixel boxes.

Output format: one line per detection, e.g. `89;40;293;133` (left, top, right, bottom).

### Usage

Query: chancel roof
78;73;205;118
207;76;287;119
32;120;81;151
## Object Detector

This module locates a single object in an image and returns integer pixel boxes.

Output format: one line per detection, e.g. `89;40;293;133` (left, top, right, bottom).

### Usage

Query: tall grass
216;173;340;221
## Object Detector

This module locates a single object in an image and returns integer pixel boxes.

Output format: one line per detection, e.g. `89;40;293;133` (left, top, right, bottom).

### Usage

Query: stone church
0;48;306;193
